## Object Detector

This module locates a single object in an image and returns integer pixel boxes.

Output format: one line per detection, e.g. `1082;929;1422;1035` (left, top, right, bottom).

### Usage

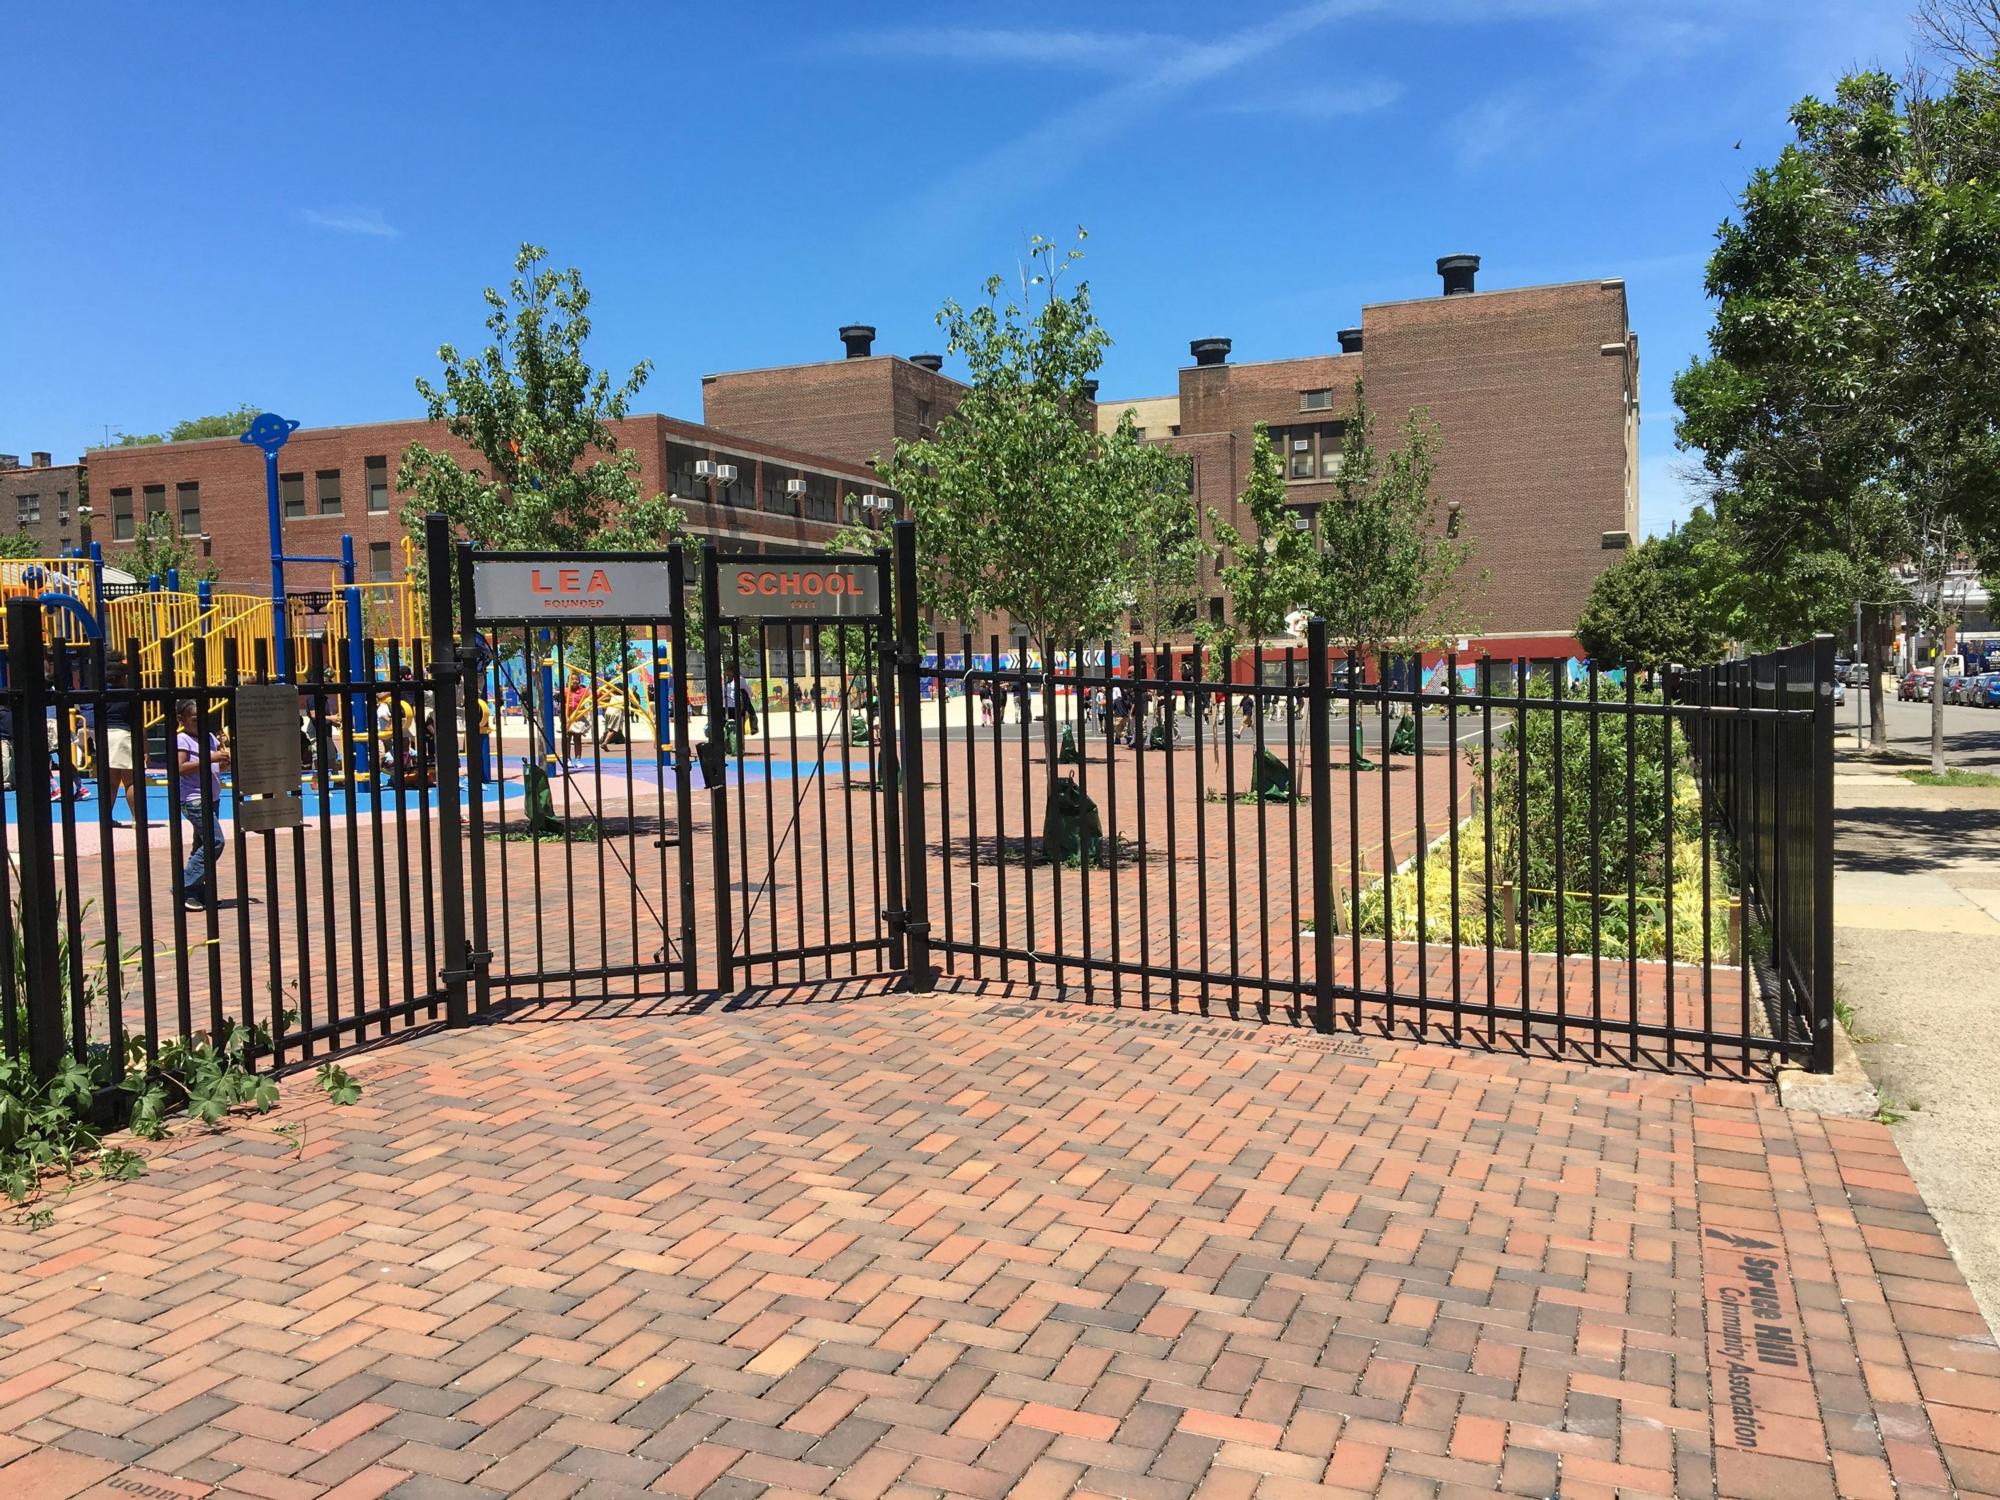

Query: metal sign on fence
232;682;304;831
720;560;880;619
472;559;677;622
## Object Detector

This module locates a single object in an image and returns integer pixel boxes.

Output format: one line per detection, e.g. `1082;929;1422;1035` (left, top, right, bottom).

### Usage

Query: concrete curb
1778;1020;1880;1118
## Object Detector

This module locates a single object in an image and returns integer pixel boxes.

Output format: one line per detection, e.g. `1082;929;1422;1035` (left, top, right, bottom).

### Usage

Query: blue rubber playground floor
12;751;869;827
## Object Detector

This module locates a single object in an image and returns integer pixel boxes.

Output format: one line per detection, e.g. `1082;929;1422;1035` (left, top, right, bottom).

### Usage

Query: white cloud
300;206;399;239
1447;86;1541;169
829;27;1194;72
1220;80;1405;119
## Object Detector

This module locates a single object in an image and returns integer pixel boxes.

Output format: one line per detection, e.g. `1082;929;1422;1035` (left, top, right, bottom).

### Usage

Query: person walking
98;655;140;828
175;698;229;912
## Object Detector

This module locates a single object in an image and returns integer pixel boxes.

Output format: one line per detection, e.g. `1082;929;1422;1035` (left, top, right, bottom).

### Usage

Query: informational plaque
474;559;676;622
232;683;304;832
721;560;881;619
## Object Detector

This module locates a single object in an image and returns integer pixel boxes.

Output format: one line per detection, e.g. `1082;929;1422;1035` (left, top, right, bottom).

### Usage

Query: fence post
892;522;933;992
1811;632;1836;1073
700;544;734;993
8;599;65;1082
875;544;906;974
425;515;471;1029
1308;617;1334;1032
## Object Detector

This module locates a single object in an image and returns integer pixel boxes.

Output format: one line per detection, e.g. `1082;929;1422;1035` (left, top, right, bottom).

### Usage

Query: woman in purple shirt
175;699;230;911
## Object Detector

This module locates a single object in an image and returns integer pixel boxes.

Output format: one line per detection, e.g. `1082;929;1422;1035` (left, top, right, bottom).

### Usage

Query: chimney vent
1081;379;1099;402
909;352;943;372
1189;337;1231;368
838;324;876;359
30;451;51;468
0;455;17;470
1437;254;1480;296
1336;328;1364;355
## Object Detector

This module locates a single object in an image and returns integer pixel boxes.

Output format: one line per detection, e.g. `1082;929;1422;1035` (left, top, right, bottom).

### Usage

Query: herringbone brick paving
0;978;1994;1498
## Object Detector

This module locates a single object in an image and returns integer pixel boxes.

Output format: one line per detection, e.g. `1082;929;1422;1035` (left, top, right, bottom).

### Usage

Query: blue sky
3;1;1917;534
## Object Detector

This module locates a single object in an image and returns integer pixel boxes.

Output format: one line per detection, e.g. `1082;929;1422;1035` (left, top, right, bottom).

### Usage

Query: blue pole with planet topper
240;411;301;677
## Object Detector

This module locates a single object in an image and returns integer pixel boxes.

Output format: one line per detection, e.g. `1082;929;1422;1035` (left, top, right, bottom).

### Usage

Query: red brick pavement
0;979;1992;1498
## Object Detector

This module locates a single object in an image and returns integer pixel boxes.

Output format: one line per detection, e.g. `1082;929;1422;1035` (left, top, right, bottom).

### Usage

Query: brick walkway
1;979;1993;1499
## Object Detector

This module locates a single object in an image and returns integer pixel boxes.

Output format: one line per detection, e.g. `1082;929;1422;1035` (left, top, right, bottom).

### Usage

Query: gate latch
882;907;906;936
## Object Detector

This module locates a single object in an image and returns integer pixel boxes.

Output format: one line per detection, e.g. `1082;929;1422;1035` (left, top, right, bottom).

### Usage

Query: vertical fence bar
1811;633;1836;1073
9;600;64;1081
892;521;931;990
427;515;470;1027
1308;620;1334;1033
700;545;733;992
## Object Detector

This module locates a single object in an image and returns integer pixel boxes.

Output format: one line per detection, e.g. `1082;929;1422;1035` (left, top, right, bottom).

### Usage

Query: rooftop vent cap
1081;379;1099;402
1189;337;1232;367
839;324;876;359
909;353;943;372
1336;327;1364;354
30;451;51;468
1437;254;1480;296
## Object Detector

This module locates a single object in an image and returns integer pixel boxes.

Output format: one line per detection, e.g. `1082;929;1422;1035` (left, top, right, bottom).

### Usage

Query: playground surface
0;978;1995;1499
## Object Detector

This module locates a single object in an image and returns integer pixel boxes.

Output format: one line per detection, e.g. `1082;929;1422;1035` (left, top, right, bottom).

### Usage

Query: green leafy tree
0;532;41;560
1676;61;2000;767
1205;422;1312;676
876;231;1174;657
399;244;686;558
122;515;218;587
1122;437;1202;647
1300;382;1476;660
115;404;266;447
1577;529;1726;670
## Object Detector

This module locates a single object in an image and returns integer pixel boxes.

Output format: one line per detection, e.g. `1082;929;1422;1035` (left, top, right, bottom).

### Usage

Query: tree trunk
1866;605;1888;750
1931;660;1947;775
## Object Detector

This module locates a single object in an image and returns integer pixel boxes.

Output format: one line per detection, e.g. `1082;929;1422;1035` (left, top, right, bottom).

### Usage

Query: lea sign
473;559;676;622
723;561;880;619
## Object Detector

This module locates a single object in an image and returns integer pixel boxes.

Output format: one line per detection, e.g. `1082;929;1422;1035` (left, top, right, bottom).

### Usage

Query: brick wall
1362;281;1636;637
0;458;83;555
79;415;896;595
702;357;966;471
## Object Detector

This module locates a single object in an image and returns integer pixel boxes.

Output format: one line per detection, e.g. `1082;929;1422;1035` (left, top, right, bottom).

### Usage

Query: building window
365;455;389;513
1300;388;1333;411
1170;425;1182;436
16;494;39;526
281;472;305;520
316;469;342;516
803;477;836;523
1271;422;1347;483
1209;597;1225;626
177;482;200;533
1288;436;1314;480
1132;427;1147;441
112;487;134;540
917;398;932;430
143;483;167;521
369;542;393;581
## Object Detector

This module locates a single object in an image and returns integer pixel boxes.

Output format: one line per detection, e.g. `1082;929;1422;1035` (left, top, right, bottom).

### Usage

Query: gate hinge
442;948;492;985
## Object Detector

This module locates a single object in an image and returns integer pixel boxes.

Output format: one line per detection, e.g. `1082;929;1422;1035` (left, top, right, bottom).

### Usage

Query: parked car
1979;675;2000;709
1900;669;1932;701
1834;678;1847;708
1844;661;1872;686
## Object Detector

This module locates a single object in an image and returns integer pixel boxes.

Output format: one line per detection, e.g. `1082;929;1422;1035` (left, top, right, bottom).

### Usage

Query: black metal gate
430;517;931;1017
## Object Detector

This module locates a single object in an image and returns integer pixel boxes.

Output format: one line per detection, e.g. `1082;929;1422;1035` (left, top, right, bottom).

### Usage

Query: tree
115;404;265;447
1204;422;1312;677
876;231;1181;657
1300;382;1475;661
1123;438;1202;648
1675;61;2000;768
1576;532;1723;671
398;244;685;558
0;532;40;560
122;514;218;587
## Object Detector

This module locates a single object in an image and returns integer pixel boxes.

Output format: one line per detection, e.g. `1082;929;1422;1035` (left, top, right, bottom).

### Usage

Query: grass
1875;1097;1915;1126
1901;768;2000;788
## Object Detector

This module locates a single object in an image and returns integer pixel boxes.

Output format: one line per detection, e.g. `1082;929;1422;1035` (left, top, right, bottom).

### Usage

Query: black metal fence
0;514;1838;1087
2;596;453;1088
914;622;1837;1074
1676;639;1837;1071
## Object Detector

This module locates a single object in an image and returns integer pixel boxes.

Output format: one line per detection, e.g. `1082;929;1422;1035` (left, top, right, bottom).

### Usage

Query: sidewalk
1836;758;2000;1335
1;980;1996;1498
